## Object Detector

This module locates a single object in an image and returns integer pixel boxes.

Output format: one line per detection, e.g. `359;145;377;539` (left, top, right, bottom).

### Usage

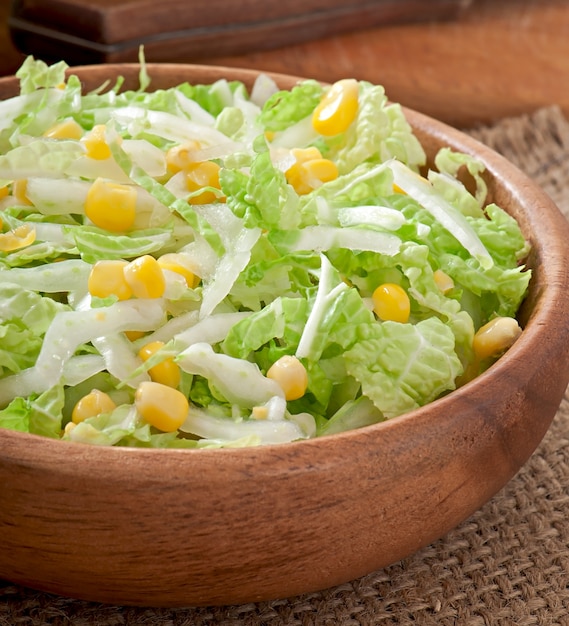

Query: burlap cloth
2;106;569;625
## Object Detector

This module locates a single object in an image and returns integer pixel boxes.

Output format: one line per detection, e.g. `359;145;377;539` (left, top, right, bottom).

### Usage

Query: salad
0;56;530;448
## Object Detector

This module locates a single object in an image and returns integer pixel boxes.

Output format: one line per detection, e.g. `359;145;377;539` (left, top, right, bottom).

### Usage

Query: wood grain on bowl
1;64;569;608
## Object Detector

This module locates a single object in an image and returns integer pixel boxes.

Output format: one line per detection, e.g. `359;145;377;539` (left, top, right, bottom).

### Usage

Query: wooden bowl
1;64;569;608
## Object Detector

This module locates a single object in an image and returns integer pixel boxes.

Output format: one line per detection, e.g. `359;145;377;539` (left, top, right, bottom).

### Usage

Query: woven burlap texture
2;106;569;626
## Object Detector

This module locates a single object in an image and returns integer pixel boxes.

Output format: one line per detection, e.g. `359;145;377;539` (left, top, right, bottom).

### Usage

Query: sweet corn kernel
123;255;166;299
0;186;8;200
63;422;76;436
290;147;322;165
43;118;83;140
138;341;181;388
472;316;522;361
125;330;147;341
285;148;339;195
165;141;200;174
433;269;455;294
82;124;112;160
285;169;311;195
285;153;315;195
185;161;222;205
12;179;32;206
372;283;411;323
157;253;199;288
71;389;117;424
312;79;359;136
252;406;269;420
85;178;137;232
266;355;308;401
88;260;132;300
303;158;339;187
135;381;189;432
0;224;36;252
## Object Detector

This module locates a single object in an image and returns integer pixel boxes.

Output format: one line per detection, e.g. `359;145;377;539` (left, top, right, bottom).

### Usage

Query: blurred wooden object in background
8;0;471;65
1;1;26;76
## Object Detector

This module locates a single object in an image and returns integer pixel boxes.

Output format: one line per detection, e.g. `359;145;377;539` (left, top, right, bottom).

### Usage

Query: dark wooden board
9;0;471;65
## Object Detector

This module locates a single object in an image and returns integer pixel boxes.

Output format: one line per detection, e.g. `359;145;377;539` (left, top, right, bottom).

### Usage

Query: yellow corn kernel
285;148;338;195
266;355;308;401
88;259;132;300
433;269;455;294
285;147;323;189
12;179;32;206
472;316;522;362
0;186;10;200
63;422;76;436
157;253;199;288
0;224;36;252
43;118;83;140
284;147;321;190
312;79;359;136
125;330;146;341
285;169;311;195
85;178;137;232
138;341;181;388
290;147;323;165
165;141;200;174
303;158;338;187
82;124;112;160
135;381;189;432
185;161;222;205
71;389;117;424
123;255;166;299
252;406;269;420
372;283;411;323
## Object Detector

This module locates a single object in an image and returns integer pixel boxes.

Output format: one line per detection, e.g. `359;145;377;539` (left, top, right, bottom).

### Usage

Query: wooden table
1;0;569;128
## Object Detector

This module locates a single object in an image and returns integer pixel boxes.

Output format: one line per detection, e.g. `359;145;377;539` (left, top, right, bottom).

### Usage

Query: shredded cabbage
0;56;531;447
